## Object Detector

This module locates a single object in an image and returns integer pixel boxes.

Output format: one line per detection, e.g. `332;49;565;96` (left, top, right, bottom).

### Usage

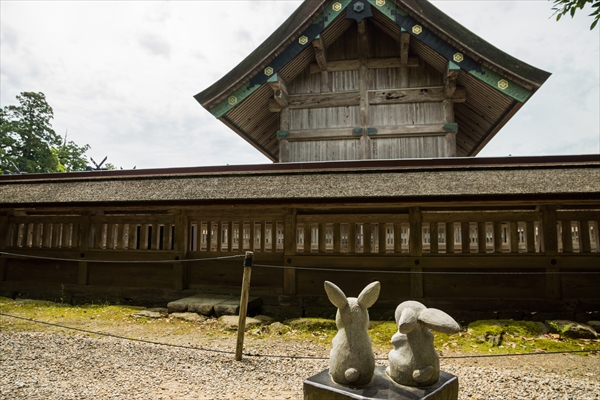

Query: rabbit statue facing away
324;280;381;387
387;300;461;387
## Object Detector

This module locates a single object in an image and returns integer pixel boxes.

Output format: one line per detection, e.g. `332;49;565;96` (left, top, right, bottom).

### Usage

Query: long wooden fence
1;204;599;317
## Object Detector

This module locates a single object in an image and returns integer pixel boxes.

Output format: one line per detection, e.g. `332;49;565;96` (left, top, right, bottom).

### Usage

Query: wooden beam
400;32;410;65
369;87;466;105
445;61;460;98
282;128;359;141
288;91;360;109
366;56;419;69
309;57;419;73
368;124;453;138
273;89;288;108
268;73;288;96
312;37;327;72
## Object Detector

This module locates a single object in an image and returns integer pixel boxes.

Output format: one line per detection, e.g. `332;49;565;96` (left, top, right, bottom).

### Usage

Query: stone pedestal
303;366;458;400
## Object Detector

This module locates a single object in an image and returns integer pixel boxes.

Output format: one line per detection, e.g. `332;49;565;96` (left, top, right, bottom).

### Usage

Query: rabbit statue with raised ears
387;300;460;387
324;280;381;387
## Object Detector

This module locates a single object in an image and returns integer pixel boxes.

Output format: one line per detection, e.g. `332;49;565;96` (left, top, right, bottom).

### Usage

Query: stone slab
167;294;231;314
304;367;458;400
213;296;262;317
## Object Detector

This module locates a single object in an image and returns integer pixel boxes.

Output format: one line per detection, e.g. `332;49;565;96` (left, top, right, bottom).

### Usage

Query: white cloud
1;1;598;170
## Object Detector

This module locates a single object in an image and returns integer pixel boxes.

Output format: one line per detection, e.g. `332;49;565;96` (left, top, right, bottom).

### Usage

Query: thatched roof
1;156;597;207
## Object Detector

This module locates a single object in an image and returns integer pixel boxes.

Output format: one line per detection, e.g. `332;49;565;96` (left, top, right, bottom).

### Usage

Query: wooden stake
235;251;253;361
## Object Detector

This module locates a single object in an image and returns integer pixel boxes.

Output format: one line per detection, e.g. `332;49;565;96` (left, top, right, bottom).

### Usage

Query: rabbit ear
324;281;348;309
357;281;380;309
418;308;461;334
398;307;419;334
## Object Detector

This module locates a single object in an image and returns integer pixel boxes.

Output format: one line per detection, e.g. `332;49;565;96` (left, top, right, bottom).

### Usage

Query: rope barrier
0;251;245;264
253;263;600;275
1;251;598;275
0;312;597;361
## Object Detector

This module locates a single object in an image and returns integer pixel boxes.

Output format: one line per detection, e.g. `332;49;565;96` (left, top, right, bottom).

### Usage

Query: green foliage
0;92;91;173
551;0;600;30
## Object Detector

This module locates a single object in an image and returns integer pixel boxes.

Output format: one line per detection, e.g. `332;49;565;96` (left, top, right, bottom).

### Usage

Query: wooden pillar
510;221;520;253
541;206;559;255
394;222;402;253
445;222;454;254
172;211;187;291
348;223;356;254
461;222;470;254
0;215;8;282
78;216;91;286
363;223;372;254
477;222;487;254
541;206;561;299
493;222;503;254
318;223;327;253
430;222;439;254
249;220;255;252
303;223;311;253
283;210;297;295
333;223;341;254
409;208;422;257
358;20;371;160
379;223;387;254
217;220;224;252
561;220;573;253
580;220;591;253
526;221;536;254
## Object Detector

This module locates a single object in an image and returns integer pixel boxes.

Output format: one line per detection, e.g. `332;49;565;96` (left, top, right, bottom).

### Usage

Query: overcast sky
1;1;598;170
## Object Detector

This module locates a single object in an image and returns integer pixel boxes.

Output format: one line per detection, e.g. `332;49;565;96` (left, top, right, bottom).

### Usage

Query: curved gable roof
194;0;551;160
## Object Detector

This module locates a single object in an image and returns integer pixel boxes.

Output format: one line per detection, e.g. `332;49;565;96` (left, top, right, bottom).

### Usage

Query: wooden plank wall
281;21;455;162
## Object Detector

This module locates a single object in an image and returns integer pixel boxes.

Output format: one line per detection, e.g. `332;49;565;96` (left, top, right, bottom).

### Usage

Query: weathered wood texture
281;20;456;162
1;204;598;313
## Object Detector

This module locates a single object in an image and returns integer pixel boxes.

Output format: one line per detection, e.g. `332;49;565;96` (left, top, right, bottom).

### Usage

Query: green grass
1;297;598;356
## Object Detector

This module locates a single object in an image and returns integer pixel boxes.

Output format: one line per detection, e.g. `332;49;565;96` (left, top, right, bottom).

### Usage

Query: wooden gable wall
277;19;462;162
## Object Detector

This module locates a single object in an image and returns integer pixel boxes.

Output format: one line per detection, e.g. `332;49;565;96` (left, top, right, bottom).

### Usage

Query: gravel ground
1;331;599;400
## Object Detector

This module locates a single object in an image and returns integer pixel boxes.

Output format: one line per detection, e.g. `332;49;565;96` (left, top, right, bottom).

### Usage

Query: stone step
167;293;262;317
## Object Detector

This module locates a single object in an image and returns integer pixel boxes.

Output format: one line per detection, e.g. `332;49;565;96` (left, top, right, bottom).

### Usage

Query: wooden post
0;215;8;282
379;223;387;254
78;216;91;286
445;222;455;254
358;20;371;160
235;251;254;361
172;211;187;290
409;207;422;257
526;221;535;254
430;222;439;254
283;210;297;295
580;220;591;253
461;222;470;254
510;221;520;253
477;222;487;254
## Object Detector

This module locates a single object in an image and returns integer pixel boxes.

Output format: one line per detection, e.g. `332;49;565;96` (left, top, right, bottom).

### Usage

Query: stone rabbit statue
324;280;381;387
387;300;460;387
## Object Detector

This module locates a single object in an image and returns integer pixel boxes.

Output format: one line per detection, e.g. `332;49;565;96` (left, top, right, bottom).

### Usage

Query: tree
551;0;600;30
0;92;91;173
55;132;91;172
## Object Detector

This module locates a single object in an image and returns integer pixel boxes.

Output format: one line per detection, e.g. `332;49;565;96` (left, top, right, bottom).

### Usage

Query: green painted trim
443;123;459;133
368;0;407;20
210;83;262;119
469;66;531;103
449;61;461;71
367;127;378;135
276;130;289;139
368;0;531;104
267;73;279;84
209;0;352;119
352;127;364;135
